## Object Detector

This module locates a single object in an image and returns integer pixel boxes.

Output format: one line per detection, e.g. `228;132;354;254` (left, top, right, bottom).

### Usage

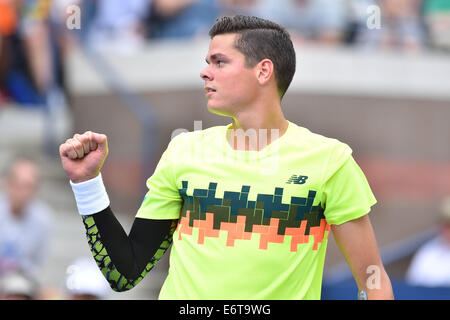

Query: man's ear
256;59;274;85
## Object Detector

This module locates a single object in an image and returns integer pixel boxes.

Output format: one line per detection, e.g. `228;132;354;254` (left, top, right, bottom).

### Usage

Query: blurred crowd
0;155;111;300
1;0;450;108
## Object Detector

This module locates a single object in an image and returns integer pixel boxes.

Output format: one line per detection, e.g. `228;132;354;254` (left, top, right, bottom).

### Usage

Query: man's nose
200;66;213;81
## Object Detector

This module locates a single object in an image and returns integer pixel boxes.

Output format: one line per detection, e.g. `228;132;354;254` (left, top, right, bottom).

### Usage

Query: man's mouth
205;87;216;96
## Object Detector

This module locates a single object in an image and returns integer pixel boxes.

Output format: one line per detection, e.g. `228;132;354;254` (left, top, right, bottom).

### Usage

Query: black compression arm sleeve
82;206;176;291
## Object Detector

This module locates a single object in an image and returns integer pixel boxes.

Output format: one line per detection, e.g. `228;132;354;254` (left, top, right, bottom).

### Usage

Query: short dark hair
209;15;296;99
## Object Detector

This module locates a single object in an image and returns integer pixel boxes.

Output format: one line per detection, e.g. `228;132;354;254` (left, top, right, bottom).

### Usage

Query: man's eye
216;61;225;67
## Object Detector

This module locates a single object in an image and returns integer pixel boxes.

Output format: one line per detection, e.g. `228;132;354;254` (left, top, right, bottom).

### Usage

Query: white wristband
70;173;110;215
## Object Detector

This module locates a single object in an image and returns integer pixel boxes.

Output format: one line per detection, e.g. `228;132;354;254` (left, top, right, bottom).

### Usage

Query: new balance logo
286;175;308;185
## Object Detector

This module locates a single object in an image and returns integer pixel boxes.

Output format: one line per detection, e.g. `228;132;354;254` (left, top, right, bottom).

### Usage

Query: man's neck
227;106;288;151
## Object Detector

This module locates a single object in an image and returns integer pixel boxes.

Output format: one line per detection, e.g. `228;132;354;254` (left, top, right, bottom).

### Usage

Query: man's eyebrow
205;53;228;64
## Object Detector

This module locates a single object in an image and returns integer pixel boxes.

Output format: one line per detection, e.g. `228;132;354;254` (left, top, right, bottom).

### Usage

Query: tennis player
59;15;394;300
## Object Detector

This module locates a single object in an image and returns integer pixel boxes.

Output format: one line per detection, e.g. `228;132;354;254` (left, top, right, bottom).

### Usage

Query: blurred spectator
0;0;19;106
48;0;82;94
0;0;17;37
0;0;68;109
355;0;426;52
19;0;53;96
148;0;220;39
342;0;377;45
256;0;347;46
0;155;52;278
219;0;259;16
86;0;150;54
423;0;450;51
405;197;450;287
0;270;39;300
63;257;111;300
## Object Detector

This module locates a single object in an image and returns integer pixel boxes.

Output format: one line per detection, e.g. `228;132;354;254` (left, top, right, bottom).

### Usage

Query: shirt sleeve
321;143;377;226
82;207;176;292
135;135;183;220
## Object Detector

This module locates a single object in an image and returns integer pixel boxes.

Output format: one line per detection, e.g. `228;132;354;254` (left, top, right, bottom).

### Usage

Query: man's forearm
82;206;176;292
67;173;177;292
365;269;394;300
331;215;395;300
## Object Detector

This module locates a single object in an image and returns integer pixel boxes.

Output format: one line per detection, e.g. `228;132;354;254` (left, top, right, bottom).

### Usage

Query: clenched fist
59;131;109;183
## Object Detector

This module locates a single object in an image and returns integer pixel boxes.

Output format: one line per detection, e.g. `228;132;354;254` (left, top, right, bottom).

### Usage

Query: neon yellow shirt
136;121;376;299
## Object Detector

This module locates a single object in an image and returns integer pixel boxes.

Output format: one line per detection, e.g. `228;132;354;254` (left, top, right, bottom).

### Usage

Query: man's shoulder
289;122;350;152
